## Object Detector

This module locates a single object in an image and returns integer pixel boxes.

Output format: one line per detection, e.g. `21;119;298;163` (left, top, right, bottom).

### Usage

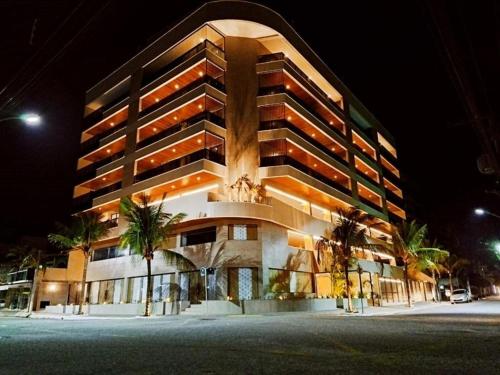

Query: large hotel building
29;1;436;314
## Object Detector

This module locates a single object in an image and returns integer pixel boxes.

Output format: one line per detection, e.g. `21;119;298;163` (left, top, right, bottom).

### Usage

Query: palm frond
120;193;186;258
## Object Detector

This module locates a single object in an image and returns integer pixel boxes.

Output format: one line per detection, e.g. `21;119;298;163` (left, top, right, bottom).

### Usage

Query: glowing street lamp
474;208;500;220
0;112;42;126
494;242;500;253
19;113;41;126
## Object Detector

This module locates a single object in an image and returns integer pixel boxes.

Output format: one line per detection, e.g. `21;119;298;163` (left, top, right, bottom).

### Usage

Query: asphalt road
1;300;499;374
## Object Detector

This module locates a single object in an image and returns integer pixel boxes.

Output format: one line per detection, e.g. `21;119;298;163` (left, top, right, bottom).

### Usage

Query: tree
391;221;445;307
120;193;189;317
441;254;469;295
6;244;43;313
331;208;374;312
410;239;449;302
48;211;109;314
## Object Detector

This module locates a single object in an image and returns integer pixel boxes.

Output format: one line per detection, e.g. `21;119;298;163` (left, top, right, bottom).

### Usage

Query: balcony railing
259;120;348;166
137;112;225;149
80;120;127;155
379;146;398;165
359;196;384;212
258;85;345;138
76;151;125;184
385;189;404;207
258;52;343;114
381;164;401;182
388;211;405;223
353;142;377;161
104;218;119;229
6;269;34;283
72;181;122;212
140;75;225;117
357;172;380;189
134;148;225;183
83;96;129;130
142;40;225;87
260;155;351;196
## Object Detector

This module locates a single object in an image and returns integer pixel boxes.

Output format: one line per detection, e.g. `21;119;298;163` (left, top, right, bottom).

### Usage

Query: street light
474;208;500;219
494;242;500;253
474;208;485;216
0;112;42;126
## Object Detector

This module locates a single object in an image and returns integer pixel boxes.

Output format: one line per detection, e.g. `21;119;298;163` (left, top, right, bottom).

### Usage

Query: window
180;226;216;246
127;276;146;304
228;224;258;240
152;273;175;302
127;274;175;303
87;279;123;304
91;246;129;261
268;269;313;294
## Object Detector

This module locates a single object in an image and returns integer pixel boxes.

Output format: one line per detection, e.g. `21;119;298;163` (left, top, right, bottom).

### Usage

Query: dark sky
0;0;498;261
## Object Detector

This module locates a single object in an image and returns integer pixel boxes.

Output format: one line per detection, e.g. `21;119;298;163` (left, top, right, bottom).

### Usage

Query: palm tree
441;254;469;296
6;244;43;313
48;211;109;314
410;239;449;302
391;221;445;307
120;193;188;317
331;208;374;312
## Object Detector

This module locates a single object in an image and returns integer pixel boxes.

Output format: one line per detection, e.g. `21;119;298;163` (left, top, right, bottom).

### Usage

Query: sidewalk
0;310;30;318
338;301;449;316
1;301;454;320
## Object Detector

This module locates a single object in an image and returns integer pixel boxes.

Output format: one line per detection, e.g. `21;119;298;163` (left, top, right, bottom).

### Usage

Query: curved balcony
385;189;404;207
72;182;122;213
80;120;127;156
83;96;128;131
75;151;125;184
140;76;225;118
137;112;225;150
134;149;225;183
258;85;344;139
359;196;383;212
142;40;225;87
258;53;343;115
259;120;347;166
260;155;351;196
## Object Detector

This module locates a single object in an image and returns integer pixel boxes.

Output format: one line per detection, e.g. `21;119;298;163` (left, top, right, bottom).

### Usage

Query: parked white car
450;289;472;304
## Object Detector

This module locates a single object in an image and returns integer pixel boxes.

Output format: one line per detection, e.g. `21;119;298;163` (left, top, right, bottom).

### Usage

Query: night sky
0;0;498;262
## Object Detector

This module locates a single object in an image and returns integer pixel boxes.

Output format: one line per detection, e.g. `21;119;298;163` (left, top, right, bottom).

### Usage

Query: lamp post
474;208;500;220
0;113;41;126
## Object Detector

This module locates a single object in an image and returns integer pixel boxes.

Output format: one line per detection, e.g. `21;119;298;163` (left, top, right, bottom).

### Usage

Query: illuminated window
228;224;258;240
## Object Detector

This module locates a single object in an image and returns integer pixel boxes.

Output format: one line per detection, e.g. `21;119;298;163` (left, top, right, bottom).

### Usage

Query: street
1;299;499;374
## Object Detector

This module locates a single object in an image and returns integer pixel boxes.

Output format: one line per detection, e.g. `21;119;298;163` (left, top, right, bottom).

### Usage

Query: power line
0;0;112;113
0;1;86;105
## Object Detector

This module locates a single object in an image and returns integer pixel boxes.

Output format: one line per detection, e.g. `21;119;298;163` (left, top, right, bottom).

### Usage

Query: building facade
53;2;434;313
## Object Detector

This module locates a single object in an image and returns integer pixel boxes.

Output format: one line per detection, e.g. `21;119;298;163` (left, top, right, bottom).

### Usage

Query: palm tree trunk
449;272;454;297
77;253;89;315
431;269;440;302
404;263;412;307
344;262;353;312
27;268;39;314
144;257;153;317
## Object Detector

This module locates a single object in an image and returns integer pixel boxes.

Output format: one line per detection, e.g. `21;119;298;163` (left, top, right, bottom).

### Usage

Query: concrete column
121;277;129;303
224;37;260;186
122;69;143;188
